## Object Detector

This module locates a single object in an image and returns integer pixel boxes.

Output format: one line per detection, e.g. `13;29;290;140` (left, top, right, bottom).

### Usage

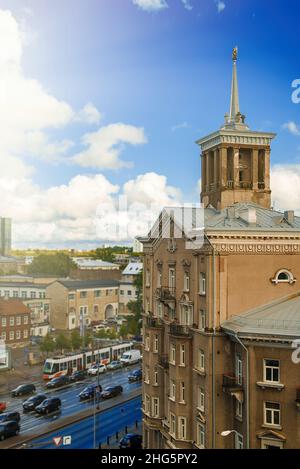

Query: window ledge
262;424;282;431
168;397;176;402
193;368;206;377
256;381;285;391
198;292;206;296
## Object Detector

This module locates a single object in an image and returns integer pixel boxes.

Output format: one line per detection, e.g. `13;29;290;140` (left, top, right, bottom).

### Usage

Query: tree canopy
28;253;76;276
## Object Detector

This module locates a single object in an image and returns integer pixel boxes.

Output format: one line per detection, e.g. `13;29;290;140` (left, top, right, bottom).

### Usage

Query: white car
87;364;107;375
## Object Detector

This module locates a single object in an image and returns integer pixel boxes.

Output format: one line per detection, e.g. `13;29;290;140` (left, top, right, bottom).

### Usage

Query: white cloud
132;0;168;12
271;164;300;213
124;172;181;207
171;121;189;132
76;102;102;125
282;121;300;137
72;123;147;170
215;1;226;13
181;0;193;11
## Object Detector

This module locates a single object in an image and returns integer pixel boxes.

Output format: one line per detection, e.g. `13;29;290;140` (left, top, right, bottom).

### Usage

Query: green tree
55;333;71;353
39;334;55;356
70;330;82;350
126;271;143;336
118;324;129;339
28;252;76;276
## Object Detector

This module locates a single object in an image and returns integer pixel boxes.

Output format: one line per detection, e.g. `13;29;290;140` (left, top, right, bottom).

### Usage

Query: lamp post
221;430;241;449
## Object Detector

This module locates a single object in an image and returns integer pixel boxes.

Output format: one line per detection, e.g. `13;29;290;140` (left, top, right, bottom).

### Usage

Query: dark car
35;397;61;415
11;384;36;397
45;375;70;389
70;370;87;382
100;385;123;399
128;369;142;382
0;421;20;441
78;384;102;401
0;411;21;423
119;433;142;449
22;394;47;412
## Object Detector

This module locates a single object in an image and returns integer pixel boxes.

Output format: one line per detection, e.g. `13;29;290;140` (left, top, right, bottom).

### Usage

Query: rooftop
0;298;31;316
72;257;119;269
53;279;120;290
122;262;143;276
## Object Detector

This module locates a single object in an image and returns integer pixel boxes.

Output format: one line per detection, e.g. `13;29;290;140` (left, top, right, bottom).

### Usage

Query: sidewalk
100;420;142;449
0;363;43;395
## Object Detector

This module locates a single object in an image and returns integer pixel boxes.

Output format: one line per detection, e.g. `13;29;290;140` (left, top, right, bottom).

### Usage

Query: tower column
214;149;218;189
252;148;258;190
264;148;270;190
220;147;227;188
233;146;240;188
201;153;206;192
206;153;210;192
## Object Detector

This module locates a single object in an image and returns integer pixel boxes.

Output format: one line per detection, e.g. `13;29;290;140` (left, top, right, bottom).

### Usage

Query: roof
72;258;118;269
122;262;143;276
0;298;31;316
0;282;46;289
221;292;300;338
53;279;120;290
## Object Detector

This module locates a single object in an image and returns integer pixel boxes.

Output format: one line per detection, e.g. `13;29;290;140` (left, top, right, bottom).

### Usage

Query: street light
221;430;237;437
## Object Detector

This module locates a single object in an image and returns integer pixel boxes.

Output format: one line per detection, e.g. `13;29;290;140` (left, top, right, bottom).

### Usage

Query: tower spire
229;46;239;122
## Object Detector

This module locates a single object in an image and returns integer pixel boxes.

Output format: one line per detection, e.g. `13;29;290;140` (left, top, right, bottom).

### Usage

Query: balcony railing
145;316;163;328
227;180;234;189
258;181;265;189
238;181;252;189
169;324;192;337
156;287;176;303
158;354;169;369
222;374;243;389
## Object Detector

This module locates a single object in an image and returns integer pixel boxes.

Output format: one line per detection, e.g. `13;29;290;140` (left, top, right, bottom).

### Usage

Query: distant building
122;262;143;282
118;262;143;316
70;257;120;281
0;256;26;274
0;218;11;256
46;279;120;330
0;298;31;347
72;257;119;270
133;238;143;253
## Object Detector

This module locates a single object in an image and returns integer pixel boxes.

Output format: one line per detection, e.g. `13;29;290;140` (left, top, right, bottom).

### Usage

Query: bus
42;342;133;380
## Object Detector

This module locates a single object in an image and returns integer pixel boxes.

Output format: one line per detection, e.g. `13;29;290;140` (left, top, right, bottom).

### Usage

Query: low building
0;298;31;347
118;262;143;316
46;279;119;330
70;257;120;281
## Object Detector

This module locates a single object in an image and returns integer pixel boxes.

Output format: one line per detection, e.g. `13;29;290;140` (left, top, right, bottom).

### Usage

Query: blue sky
0;0;300;247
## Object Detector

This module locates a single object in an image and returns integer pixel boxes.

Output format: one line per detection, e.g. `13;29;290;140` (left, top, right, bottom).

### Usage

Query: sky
0;0;300;248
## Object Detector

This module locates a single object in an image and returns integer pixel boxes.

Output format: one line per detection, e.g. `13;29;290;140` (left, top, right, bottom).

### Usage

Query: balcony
169;324;192;338
238;181;252;189
145;316;163;329
227;180;234;189
158;354;169;369
258;181;265;189
223;374;243;390
155;287;176;306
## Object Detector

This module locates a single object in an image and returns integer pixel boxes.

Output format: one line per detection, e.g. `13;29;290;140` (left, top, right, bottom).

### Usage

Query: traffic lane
2;365;141;435
29;396;142;449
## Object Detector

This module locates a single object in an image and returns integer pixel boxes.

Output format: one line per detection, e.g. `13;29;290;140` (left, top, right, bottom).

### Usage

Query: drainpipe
234;334;250;449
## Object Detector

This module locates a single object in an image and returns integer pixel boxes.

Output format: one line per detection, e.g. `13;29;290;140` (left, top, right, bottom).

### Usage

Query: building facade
0;298;31;347
119;262;143;316
141;50;300;449
46;279;119;330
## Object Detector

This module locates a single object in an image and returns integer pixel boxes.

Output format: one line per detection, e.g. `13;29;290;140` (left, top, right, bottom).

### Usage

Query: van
120;349;141;365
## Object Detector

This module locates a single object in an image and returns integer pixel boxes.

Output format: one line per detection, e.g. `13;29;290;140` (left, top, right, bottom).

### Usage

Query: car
69;370;87;382
87;364;107;376
22;394;48;412
107;360;123;371
0;402;6;413
45;375;70;389
78;384;102;401
128;369;142;382
0;421;20;441
100;385;123;399
11;384;36;397
0;411;21;423
119;433;142;449
35;397;61;415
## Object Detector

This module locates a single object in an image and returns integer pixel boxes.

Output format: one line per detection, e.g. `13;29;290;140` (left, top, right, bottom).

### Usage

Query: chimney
247;208;257;225
284;210;294;224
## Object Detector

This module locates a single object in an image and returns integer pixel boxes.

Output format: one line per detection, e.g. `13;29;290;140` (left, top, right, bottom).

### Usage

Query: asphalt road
1;365;142;437
24;396;142;449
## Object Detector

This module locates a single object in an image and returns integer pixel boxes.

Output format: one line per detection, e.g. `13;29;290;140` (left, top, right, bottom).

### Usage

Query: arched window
271;269;296;285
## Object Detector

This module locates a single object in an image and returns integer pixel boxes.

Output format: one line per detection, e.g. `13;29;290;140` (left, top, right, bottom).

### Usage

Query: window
264;402;280;426
169;268;175;290
198;387;205;412
170;343;176;364
21;291;27;298
179;344;185;366
154;368;158;386
1;317;6;327
120;290;124;295
1;332;6;340
157;270;162;288
79;306;88;316
127;290;132;296
184;272;190;291
23;330;28;339
24;315;29;325
4;290;9;297
30;291;36;299
180;304;193;325
13;291;18;298
271;269;295;285
145;366;150;383
153;334;158;353
93;305;99;314
199;272;206;295
145;394;151;414
79;291;87;298
152;397;159;418
16;330;21;340
197;423;205;448
16;316;21;326
170;413;176;437
235;433;243;449
68;293;75;300
10;317;15;326
178;417;186;440
236;354;242;385
199;310;206;330
146;270;151;287
145;335;150;351
236;400;243;419
198;349;205;371
264;359;280;383
9;331;14;340
169;379;176;400
157;301;163;318
179;382;185;403
94;290;101;297
169;307;176;321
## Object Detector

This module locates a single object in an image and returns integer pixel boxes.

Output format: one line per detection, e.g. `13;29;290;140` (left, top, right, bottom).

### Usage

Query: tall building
141;50;300;449
0;218;12;256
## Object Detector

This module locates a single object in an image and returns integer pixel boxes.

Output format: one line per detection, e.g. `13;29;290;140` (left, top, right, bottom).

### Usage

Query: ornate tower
197;47;276;210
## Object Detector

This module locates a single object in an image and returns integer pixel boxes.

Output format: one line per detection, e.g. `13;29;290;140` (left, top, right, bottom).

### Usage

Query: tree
28;252;76;276
126;271;143;336
39;334;55;356
70;330;82;350
118;324;129;339
55;333;71;353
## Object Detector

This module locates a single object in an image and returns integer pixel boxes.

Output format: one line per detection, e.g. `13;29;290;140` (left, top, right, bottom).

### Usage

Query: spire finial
229;46;240;123
232;46;238;61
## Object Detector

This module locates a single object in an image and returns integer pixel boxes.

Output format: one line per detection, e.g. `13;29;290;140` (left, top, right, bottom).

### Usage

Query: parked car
120;350;141;365
22;394;48;412
35;397;61;415
78;384;102;401
128;369;142;382
69;370;87;382
0;402;6;413
0;421;20;441
11;384;36;397
45;375;70;389
100;385;123;399
119;433;142;449
87;364;107;376
0;411;21;423
107;361;123;371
